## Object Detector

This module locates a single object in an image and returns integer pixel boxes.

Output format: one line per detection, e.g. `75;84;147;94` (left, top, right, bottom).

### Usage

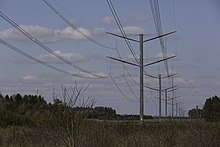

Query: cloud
22;75;38;81
0;25;91;43
69;18;81;25
124;54;137;60
136;16;151;22
102;16;150;25
94;72;108;78
68;71;108;79
115;26;146;35
36;50;87;64
92;27;107;35
102;16;115;25
175;77;195;86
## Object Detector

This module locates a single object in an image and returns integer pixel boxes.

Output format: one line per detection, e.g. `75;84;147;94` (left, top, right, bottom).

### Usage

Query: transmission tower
107;31;176;122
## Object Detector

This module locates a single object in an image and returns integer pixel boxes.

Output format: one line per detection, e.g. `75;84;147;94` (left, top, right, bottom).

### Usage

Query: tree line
0;93;153;127
188;95;220;121
0;93;118;126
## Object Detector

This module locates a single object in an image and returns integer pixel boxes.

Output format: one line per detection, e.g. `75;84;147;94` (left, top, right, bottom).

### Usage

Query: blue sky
0;0;220;116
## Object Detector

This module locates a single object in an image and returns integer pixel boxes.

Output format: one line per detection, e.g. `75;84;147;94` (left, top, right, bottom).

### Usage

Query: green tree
0;94;48;126
188;106;203;119
203;96;220;121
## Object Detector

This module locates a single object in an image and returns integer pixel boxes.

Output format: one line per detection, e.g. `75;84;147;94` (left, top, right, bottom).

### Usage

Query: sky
0;0;220;116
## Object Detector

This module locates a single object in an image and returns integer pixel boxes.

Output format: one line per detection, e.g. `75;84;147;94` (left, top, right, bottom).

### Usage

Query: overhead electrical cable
106;0;156;101
44;0;139;101
106;0;139;64
106;0;142;100
0;11;105;78
107;0;154;84
109;43;139;102
43;0;115;51
109;75;138;102
0;38;97;79
53;0;91;29
123;70;139;100
110;58;139;101
109;73;137;102
149;0;169;75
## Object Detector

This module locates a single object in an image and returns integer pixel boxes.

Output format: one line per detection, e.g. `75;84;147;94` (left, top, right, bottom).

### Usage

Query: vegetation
0;91;220;146
188;96;220;122
0;120;220;147
203;96;220;121
0;93;47;127
188;106;203;119
0;93;151;126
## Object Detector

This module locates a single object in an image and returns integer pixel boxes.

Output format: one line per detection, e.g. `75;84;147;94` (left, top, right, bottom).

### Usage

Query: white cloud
22;75;38;80
0;25;91;43
69;19;81;25
175;77;195;86
36;50;87;64
115;26;146;35
70;71;108;79
94;72;108;78
102;16;115;25
136;16;150;22
102;16;150;25
123;54;139;62
61;27;91;40
124;54;134;59
92;27;106;35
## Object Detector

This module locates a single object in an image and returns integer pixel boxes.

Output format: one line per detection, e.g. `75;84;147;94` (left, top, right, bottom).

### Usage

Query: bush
203;96;220;121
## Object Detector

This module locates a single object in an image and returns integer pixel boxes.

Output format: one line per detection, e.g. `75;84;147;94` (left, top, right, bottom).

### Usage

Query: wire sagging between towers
106;0;139;65
0;11;105;78
0;38;96;79
43;0;116;51
149;0;169;76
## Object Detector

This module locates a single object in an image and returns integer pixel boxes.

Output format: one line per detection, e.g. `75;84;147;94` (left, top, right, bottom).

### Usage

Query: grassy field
0;119;220;147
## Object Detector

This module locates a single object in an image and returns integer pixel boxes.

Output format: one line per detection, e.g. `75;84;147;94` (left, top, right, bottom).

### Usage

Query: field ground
0;119;219;147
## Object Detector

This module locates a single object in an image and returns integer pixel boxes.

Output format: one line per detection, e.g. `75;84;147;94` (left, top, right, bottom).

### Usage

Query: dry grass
0;120;219;147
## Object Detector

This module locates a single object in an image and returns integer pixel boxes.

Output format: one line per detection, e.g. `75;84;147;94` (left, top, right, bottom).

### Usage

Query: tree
203;96;220;121
188;106;203;119
46;83;95;147
0;94;48;126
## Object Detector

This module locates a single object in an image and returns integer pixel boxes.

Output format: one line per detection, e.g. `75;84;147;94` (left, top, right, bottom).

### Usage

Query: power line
115;48;139;85
109;43;139;102
109;75;138;102
43;0;115;51
107;1;174;92
106;0;139;64
0;11;104;78
53;0;91;29
108;56;139;101
108;32;176;118
106;0;147;101
123;70;139;100
0;38;97;79
106;38;139;100
108;33;175;121
149;0;169;75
